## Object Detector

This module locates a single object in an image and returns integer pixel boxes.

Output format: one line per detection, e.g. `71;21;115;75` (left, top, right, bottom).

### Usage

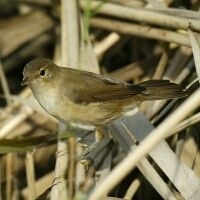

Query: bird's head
21;58;56;86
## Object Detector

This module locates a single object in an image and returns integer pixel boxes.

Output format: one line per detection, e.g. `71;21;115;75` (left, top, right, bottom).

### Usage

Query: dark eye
40;68;46;77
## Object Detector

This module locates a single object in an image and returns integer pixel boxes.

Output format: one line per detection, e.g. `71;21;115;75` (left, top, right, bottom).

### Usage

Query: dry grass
0;1;200;200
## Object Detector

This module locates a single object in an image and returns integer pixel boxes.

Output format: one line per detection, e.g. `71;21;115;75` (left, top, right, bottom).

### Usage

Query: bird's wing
63;69;146;104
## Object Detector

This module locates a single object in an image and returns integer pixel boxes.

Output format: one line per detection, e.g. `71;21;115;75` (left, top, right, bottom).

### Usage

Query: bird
22;58;188;127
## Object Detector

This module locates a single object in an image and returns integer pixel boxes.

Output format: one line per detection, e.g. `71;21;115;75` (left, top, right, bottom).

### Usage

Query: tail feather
137;80;188;100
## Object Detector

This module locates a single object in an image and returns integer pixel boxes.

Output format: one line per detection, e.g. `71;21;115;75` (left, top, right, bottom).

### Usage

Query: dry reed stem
136;156;177;200
188;29;200;81
22;171;53;198
51;0;80;199
146;0;166;8
172;112;200;135
0;11;54;57
110;55;160;81
6;153;12;200
0;106;33;138
25;151;36;200
68;137;76;199
150;7;200;19
89;89;200;200
123;178;141;199
0;61;11;105
81;1;200;31
153;50;168;79
110;0;145;7
76;144;86;189
0;88;31;124
94;32;120;58
61;0;79;68
50;123;69;200
164;46;191;80
0;159;2;200
175;59;194;83
20;0;51;6
91;18;190;47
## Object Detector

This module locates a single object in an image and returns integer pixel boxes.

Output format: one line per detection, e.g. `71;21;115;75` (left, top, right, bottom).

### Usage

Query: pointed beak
21;77;28;86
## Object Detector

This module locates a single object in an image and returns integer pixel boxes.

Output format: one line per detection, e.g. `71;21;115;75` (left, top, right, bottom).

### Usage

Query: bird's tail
137;80;188;100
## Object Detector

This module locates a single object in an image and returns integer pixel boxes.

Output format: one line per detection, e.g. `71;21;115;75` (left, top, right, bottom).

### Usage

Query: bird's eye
40;68;46;77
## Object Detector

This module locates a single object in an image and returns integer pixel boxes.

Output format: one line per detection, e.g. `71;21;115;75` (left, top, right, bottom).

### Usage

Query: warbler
22;58;188;126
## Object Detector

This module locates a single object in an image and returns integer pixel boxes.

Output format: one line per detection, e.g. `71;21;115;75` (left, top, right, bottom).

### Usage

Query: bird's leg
95;126;106;142
80;126;108;159
88;126;107;153
77;137;113;171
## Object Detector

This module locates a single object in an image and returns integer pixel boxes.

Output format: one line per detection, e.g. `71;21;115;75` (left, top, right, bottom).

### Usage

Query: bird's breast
30;83;60;118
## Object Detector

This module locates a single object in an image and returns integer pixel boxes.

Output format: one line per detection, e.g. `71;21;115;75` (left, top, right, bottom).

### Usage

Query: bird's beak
21;77;28;86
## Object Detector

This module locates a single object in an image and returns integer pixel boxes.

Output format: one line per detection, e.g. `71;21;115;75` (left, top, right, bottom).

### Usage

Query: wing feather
60;68;146;104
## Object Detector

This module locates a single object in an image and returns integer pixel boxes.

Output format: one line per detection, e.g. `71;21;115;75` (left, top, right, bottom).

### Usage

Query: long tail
137;80;188;100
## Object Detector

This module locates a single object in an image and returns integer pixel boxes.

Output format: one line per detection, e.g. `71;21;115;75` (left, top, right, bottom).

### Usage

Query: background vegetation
0;0;200;200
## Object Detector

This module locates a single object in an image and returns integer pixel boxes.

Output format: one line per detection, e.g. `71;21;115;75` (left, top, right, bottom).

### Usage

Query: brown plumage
22;58;188;126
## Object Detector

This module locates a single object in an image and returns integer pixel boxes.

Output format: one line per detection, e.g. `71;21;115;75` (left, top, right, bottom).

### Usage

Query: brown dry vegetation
0;0;200;200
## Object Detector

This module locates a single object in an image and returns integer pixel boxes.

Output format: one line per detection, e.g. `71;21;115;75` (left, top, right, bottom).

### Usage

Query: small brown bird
22;58;188;127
